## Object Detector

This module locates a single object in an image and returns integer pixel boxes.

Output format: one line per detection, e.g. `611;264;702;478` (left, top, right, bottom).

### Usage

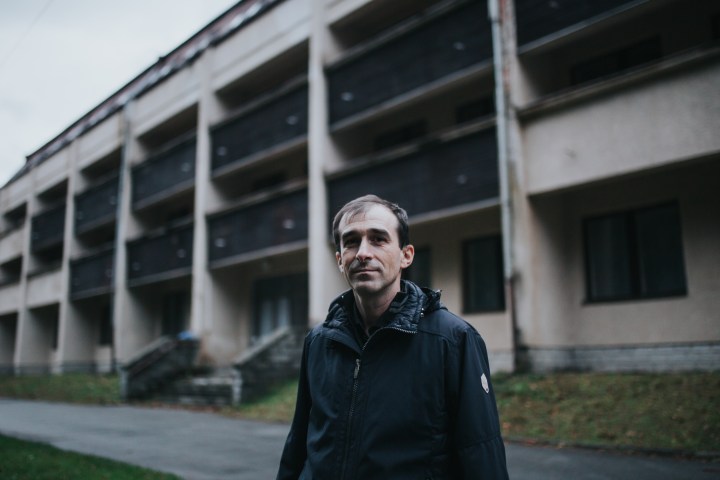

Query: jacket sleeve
276;334;312;480
449;327;509;480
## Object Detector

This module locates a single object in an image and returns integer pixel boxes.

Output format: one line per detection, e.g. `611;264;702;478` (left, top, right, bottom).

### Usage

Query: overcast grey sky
0;0;239;187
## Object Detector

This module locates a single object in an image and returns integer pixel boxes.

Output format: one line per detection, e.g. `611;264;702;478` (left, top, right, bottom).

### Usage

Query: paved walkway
0;399;716;480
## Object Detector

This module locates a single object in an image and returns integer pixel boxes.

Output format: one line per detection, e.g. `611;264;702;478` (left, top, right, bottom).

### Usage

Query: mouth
351;268;377;275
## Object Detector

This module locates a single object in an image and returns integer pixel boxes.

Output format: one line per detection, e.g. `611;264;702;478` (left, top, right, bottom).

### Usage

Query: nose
356;237;373;262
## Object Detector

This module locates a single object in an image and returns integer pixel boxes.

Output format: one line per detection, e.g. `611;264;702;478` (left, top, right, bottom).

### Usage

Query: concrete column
56;141;95;372
308;0;345;325
13;180;36;373
192;50;227;364
113;102;153;364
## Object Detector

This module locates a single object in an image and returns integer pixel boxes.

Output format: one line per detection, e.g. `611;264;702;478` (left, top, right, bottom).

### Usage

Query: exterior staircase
233;325;306;403
120;334;199;401
120;326;306;406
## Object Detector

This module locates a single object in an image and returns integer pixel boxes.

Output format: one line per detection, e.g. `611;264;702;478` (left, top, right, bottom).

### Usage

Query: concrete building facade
0;0;718;376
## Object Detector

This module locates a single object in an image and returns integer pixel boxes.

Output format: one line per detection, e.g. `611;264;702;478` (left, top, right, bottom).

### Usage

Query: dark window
51;316;59;351
99;303;113;346
514;0;639;47
456;96;495;124
374;121;427;151
404;247;431;288
583;202;687;302
463;236;505;313
252;173;287;192
571;37;662;85
713;13;720;40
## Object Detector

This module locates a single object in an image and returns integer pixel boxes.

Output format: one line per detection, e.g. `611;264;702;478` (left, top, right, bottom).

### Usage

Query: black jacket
277;281;509;479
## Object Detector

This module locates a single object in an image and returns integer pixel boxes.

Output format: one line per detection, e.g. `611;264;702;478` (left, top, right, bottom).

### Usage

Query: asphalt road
0;399;716;480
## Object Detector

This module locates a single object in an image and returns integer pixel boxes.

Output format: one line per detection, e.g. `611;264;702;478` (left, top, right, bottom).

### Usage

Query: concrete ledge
522;343;720;373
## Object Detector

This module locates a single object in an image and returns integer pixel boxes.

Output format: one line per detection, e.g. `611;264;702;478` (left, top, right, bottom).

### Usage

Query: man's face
335;204;414;299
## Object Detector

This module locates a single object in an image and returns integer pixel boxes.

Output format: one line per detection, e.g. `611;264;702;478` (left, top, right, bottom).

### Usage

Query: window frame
462;235;505;314
403;246;432;288
582;201;688;304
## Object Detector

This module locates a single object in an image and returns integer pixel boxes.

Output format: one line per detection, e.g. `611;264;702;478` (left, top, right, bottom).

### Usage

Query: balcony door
253;272;307;342
162;291;189;337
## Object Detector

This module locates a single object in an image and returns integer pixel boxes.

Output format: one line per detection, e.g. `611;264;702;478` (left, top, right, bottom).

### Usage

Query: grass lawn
0;434;180;480
0;373;120;404
492;372;720;453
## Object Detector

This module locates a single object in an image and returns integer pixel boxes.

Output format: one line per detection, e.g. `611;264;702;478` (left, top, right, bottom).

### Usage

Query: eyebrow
341;227;391;243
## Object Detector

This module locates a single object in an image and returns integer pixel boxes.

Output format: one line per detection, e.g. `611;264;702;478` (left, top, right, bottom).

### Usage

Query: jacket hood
324;280;445;332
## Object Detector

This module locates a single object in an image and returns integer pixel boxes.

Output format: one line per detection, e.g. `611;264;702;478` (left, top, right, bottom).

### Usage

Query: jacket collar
324;280;444;334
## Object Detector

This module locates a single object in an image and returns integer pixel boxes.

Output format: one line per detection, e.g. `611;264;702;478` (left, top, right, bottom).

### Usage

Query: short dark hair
332;195;410;251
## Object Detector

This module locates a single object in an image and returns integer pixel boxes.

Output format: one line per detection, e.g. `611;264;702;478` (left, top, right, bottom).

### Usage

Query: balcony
515;0;640;49
521;49;720;195
26;268;62;308
0;283;20;316
127;224;193;286
328;127;498;220
0;228;24;265
70;249;115;299
208;188;308;268
327;0;492;126
132;137;196;210
31;204;66;254
211;83;308;176
75;175;119;235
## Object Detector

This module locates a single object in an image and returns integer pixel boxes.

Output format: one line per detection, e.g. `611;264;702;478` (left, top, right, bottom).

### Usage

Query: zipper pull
354;358;361;379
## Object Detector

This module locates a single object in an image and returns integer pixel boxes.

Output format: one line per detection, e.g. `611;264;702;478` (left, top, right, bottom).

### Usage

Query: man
277;195;509;479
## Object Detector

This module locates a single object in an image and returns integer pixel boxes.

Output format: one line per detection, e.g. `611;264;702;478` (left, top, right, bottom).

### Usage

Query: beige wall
525;159;720;348
523;54;720;195
412;207;513;357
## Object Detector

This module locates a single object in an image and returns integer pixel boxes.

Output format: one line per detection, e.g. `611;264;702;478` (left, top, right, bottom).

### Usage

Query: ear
400;244;415;269
336;251;343;271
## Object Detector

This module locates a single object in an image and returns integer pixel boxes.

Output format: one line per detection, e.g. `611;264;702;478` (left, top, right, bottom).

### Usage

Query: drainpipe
489;0;520;371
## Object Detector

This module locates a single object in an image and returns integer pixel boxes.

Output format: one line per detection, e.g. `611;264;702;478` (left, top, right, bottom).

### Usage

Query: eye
372;235;389;244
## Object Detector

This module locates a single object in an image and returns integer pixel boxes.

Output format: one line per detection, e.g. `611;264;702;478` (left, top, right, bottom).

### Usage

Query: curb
505;436;720;462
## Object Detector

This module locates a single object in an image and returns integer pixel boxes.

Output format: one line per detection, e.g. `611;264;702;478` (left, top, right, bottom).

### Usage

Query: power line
0;0;56;72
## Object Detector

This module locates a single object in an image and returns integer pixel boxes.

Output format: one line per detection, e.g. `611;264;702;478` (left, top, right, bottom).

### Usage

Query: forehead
338;204;400;238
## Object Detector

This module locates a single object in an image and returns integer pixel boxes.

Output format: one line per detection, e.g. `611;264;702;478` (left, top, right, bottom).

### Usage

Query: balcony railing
75;175;119;234
31;204;66;253
132;137;196;209
208;188;308;266
328;128;498;219
327;0;492;125
127;224;193;285
515;0;638;48
211;84;308;174
70;249;114;299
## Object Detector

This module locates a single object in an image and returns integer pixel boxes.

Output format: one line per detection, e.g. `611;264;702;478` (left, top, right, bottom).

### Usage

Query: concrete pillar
192;50;228;364
113;102;154;364
56;140;95;372
308;0;345;325
13;182;35;373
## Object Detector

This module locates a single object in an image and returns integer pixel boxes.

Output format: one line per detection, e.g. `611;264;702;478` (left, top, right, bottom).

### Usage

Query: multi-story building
0;0;718;380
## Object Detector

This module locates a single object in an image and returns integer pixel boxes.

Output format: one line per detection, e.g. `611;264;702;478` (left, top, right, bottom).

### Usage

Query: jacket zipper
338;325;417;479
340;357;362;480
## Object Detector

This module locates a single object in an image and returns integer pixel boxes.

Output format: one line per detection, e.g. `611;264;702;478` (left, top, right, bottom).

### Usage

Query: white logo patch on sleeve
481;373;489;394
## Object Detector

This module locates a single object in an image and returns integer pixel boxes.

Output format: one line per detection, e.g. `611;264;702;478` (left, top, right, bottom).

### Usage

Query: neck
353;286;399;331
